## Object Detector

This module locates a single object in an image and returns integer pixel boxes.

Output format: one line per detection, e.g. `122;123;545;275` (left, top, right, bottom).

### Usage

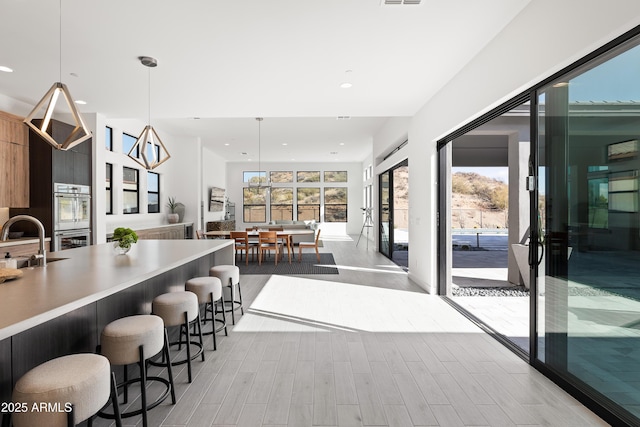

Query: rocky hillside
451;172;508;229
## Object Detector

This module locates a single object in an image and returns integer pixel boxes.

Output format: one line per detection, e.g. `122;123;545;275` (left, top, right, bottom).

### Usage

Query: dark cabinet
10;119;92;238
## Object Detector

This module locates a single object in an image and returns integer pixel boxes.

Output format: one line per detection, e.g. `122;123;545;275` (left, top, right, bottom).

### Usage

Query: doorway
379;159;409;269
439;101;532;354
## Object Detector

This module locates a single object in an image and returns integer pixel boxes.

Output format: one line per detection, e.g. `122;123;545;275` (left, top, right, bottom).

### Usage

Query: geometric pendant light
23;0;92;150
127;56;171;170
24;82;92;150
247;117;271;190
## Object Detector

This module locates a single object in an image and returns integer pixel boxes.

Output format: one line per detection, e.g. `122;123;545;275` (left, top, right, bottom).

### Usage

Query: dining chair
268;226;290;259
298;229;322;262
195;229;205;239
258;231;281;265
230;231;256;265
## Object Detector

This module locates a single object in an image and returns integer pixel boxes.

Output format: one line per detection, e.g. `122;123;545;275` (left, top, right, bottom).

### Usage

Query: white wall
225;161;362;235
202;147;227;230
405;0;640;293
98;117;204;241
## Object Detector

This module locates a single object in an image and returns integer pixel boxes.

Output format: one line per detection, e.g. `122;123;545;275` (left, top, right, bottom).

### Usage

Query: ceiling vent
336;116;351;120
382;0;421;5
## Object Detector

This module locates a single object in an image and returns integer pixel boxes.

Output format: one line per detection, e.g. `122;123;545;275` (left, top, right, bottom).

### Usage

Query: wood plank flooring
92;234;608;426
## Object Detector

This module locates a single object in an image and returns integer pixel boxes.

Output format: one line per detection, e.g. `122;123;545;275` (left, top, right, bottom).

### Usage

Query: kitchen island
0;239;234;403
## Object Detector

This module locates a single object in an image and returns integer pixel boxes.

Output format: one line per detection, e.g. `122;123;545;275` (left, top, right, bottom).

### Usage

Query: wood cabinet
135;224;186;240
0;111;29;207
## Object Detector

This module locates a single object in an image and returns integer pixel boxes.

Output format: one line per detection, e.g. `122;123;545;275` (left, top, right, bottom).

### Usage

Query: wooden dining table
204;229;315;263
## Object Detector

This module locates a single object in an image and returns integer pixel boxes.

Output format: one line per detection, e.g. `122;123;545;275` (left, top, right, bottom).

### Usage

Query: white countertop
0;239;233;340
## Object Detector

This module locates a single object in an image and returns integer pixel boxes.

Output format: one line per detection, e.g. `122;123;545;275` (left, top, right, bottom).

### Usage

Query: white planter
167;213;179;224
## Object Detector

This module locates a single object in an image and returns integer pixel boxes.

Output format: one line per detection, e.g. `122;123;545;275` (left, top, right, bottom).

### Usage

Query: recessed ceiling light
291;158;295;161
340;82;352;89
0;66;13;73
282;143;287;146
336;116;351;120
224;143;230;146
330;151;338;155
74;100;87;105
339;142;345;146
241;152;247;155
193;117;200;120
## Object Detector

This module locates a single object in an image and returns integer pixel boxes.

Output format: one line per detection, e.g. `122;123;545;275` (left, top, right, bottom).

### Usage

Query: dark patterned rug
237;253;338;275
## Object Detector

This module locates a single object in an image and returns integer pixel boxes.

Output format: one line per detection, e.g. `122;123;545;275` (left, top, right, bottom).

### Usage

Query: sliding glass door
535;36;640;423
379;160;409;268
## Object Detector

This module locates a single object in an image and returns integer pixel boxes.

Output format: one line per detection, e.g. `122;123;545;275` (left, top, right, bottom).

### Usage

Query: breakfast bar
0;239;234;403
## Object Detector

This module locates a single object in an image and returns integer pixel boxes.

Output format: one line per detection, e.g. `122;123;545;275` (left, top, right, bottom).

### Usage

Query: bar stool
11;353;121;427
152;291;204;383
209;264;243;325
99;314;176;427
185;276;228;351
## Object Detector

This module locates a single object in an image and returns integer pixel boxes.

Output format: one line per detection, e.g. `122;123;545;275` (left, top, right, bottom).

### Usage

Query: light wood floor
93;234;608;427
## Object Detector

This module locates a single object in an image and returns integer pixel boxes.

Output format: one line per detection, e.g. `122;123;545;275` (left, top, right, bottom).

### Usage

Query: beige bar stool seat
185;276;228;351
11;353;121;427
209;264;243;325
152;291;204;383
99;314;176;427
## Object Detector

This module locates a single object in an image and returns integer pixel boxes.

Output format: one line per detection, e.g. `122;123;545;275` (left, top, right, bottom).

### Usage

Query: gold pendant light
24;0;91;150
127;56;171;170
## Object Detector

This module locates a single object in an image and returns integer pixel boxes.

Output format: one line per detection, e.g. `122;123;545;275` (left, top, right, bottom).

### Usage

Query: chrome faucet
0;215;47;267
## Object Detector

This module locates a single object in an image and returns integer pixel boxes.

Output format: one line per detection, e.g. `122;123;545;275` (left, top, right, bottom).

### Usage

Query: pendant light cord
59;0;62;82
148;66;151;126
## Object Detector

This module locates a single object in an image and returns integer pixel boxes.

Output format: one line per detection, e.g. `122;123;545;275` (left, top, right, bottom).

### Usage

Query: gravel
452;286;529;297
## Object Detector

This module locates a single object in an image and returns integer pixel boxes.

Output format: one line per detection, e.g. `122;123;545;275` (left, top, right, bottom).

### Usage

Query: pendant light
248;117;271;189
24;0;92;150
127;56;171;170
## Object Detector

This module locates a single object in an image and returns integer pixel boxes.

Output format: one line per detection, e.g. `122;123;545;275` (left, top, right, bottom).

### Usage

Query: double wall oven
54;183;91;250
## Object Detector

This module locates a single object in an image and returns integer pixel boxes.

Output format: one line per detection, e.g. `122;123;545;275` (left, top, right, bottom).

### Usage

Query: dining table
204;229;316;263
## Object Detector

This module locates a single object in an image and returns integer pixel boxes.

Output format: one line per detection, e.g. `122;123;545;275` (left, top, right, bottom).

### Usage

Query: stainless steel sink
16;256;68;268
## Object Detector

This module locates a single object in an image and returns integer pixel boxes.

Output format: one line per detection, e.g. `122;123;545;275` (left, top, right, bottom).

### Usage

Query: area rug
238;253;338;275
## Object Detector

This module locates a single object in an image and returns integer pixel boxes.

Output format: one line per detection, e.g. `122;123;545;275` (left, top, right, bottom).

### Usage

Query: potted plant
112;227;138;255
166;197;184;224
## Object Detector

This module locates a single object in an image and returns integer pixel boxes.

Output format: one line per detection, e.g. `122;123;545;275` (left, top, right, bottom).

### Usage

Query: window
324;171;347;182
148;171;160;213
123;133;138;157
297;171;320;182
243;187;267;222
270;171;293;183
270;188;293;221
297;187;320;221
105;126;113;151
106;163;112;214
123;167;139;214
324;187;348;222
244;171;267;185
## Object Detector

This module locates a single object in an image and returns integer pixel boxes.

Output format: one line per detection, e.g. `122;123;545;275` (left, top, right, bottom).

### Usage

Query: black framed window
297;171;320;182
123;167;139;214
106;163;112;214
148;171;160;213
297;187;320;221
270;171;293;183
324;171;347;182
244;171;267;185
324;187;348;222
105;126;113;151
243;187;267;223
270;188;293;221
123;133;138;157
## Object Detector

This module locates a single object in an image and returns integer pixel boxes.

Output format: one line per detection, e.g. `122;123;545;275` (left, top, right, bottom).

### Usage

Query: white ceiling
0;0;530;162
